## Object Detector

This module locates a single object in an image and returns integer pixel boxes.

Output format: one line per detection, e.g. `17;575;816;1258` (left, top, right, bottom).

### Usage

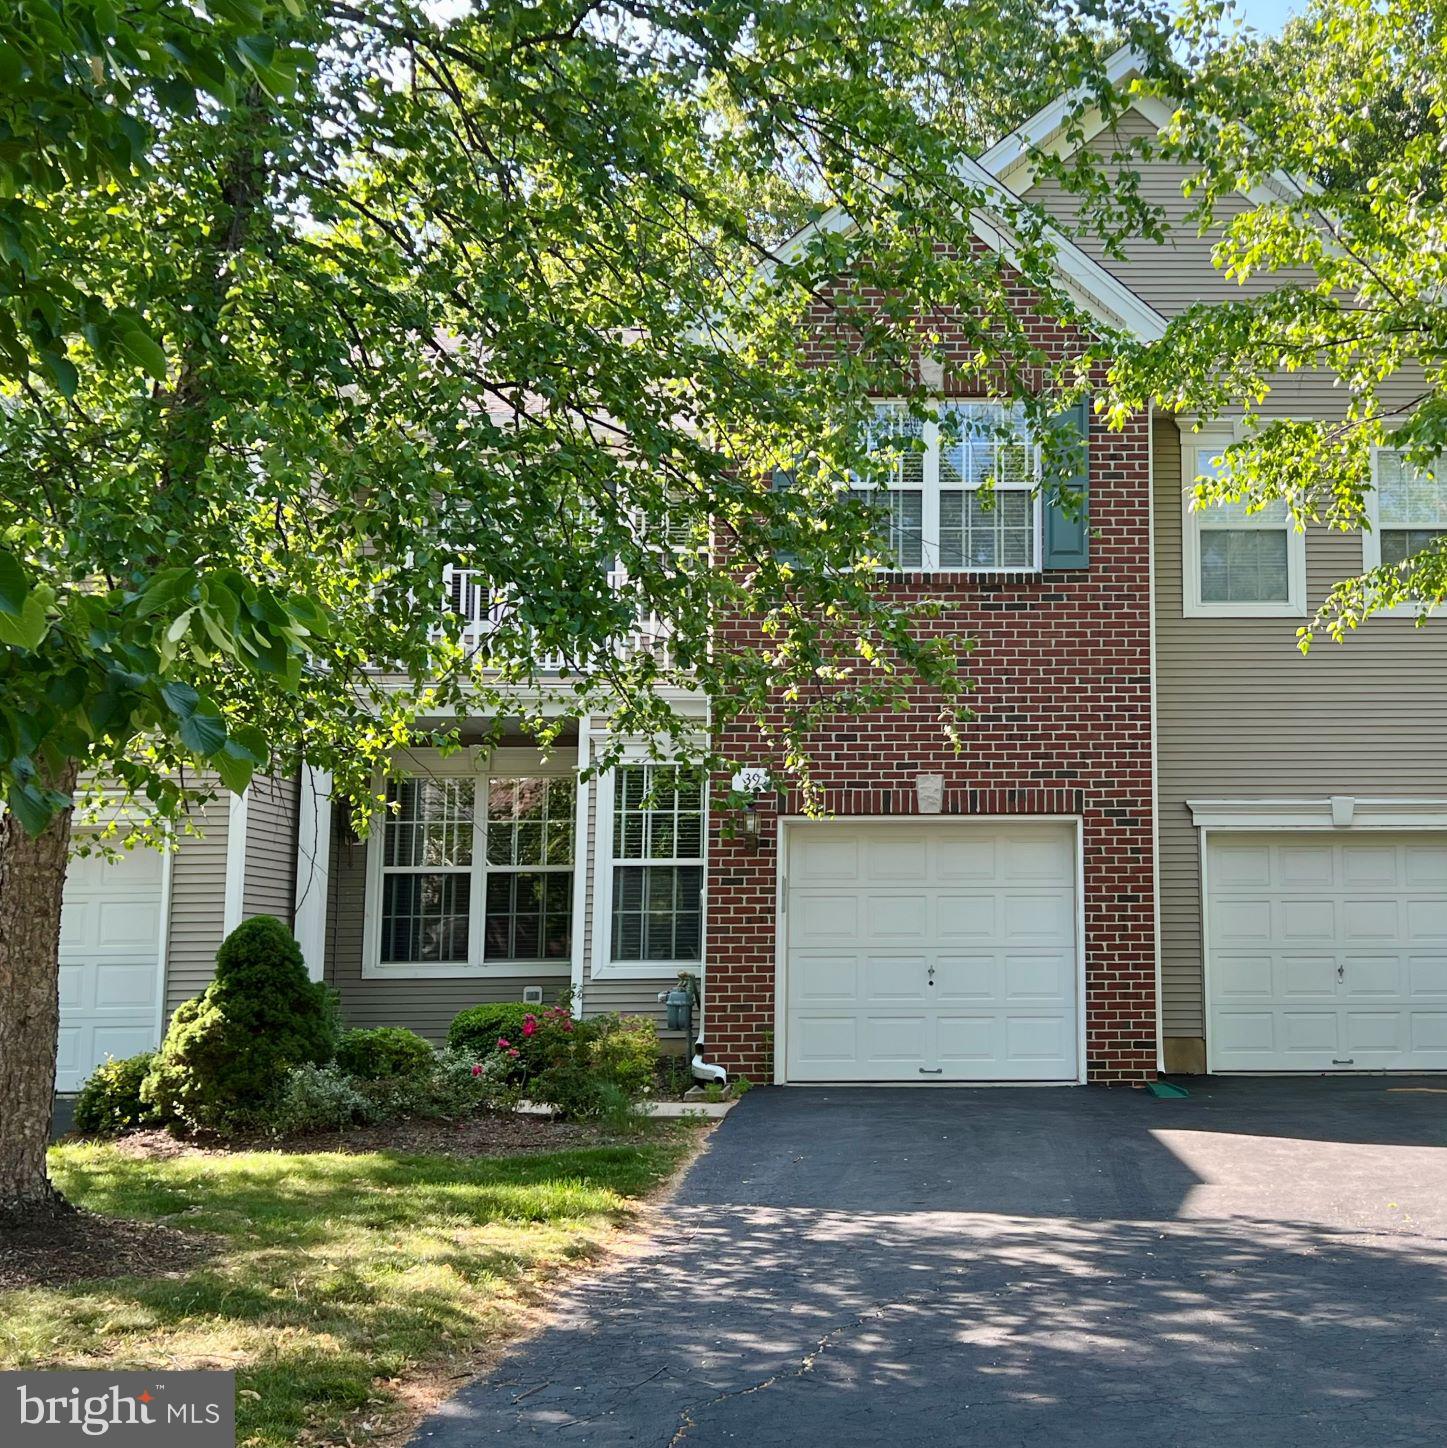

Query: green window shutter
771;467;799;565
1043;397;1090;570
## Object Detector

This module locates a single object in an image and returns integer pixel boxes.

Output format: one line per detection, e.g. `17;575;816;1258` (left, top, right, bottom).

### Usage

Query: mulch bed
0;1209;216;1292
101;1110;647;1162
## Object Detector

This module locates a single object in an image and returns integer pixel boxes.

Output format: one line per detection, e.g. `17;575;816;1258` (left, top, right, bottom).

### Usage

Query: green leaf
0;548;28;615
214;746;256;794
0;593;49;649
117;327;168;380
160;681;200;719
178;711;227;757
40;350;78;399
5;784;54;837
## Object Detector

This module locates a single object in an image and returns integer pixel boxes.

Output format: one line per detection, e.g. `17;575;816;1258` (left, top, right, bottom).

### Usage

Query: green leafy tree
1101;0;1446;639
0;0;1161;1219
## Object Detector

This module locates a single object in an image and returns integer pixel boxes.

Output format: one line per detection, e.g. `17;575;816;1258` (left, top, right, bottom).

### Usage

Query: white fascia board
978;43;1150;181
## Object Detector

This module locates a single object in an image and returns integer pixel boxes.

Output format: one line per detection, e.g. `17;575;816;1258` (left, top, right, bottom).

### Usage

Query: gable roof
764;146;1167;344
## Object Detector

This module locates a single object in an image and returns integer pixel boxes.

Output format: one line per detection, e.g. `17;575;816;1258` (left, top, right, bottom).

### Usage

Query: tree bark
0;758;79;1224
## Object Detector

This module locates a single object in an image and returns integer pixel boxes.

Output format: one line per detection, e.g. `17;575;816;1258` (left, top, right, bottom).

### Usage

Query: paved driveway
413;1079;1447;1447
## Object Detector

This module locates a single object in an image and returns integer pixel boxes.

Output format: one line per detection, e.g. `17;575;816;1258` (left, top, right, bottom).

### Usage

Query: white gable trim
763;150;1166;344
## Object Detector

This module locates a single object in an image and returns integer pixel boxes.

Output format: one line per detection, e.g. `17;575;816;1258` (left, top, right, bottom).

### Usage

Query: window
852;401;1041;571
1366;449;1447;573
609;764;704;965
1182;438;1305;617
380;778;473;965
369;757;577;976
484;776;575;962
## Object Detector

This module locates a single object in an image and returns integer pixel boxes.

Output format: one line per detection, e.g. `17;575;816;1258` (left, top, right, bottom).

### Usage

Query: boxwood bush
335;1026;435;1082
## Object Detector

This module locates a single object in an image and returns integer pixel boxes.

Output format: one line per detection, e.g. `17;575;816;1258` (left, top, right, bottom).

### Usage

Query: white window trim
590;746;709;982
1181;429;1306;618
862;399;1044;574
362;747;577;979
1362;444;1445;618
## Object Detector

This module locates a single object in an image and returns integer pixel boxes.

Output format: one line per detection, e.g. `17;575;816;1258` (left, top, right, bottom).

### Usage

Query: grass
0;1134;694;1446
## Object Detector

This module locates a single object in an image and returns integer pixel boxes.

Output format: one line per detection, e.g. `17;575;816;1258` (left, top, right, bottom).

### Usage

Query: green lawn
1;1136;693;1446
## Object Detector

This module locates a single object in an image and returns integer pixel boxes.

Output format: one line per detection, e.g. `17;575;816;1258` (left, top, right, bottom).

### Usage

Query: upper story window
1182;437;1306;618
367;755;577;977
853;401;1042;572
1366;449;1447;569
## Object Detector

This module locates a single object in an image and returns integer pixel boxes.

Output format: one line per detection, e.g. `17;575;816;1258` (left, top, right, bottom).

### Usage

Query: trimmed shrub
447;1002;539;1061
335;1027;434;1082
529;1012;659;1120
73;1052;158;1136
143;916;338;1131
355;1048;510;1122
266;1064;374;1136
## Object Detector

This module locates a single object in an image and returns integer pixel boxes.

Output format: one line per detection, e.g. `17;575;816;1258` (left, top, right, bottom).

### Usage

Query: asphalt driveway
413;1078;1447;1447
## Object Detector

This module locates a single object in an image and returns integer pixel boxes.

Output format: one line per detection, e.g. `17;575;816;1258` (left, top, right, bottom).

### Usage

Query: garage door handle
919;1067;944;1075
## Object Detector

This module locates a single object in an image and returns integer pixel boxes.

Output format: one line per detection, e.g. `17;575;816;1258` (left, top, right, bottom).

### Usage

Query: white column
222;786;250;936
293;765;333;982
568;721;590;1018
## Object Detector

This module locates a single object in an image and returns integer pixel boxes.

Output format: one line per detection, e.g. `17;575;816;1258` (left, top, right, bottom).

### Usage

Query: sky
1213;0;1304;33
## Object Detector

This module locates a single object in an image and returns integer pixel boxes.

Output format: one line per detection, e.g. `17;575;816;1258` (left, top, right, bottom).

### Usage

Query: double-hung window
1182;437;1306;617
605;763;704;971
1365;448;1447;574
368;754;577;976
853;401;1042;572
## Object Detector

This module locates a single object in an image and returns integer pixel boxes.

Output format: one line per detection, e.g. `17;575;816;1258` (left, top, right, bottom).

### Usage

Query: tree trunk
0;758;78;1225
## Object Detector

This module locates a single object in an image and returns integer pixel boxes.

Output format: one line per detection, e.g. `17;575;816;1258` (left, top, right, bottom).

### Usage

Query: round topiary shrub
142;915;338;1132
335;1026;435;1082
73;1051;159;1136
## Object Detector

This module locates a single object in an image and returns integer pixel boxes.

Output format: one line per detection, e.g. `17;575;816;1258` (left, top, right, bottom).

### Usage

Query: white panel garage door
56;848;166;1093
1207;832;1447;1072
784;822;1080;1082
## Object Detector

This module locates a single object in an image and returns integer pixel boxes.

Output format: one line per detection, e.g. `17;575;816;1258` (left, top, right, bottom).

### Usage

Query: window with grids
377;771;575;968
1192;451;1292;604
1375;450;1447;566
484;776;575;962
610;764;704;963
851;401;1040;570
380;778;474;964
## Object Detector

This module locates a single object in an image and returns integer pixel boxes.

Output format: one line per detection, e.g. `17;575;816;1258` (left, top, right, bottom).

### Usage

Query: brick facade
704;279;1158;1085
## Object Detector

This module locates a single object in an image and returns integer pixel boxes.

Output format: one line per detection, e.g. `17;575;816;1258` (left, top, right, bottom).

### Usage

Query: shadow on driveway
412;1080;1447;1448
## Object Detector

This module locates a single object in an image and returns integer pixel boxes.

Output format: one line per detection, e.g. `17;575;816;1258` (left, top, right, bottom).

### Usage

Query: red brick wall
704;281;1158;1085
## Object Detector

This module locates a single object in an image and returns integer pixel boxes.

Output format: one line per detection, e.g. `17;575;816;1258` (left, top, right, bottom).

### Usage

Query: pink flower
471;1063;483;1077
497;1037;510;1049
508;1048;520;1059
522;1016;537;1037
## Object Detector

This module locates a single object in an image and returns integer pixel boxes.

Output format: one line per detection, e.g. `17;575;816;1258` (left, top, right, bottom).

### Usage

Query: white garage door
784;822;1080;1082
56;848;166;1092
1207;832;1447;1072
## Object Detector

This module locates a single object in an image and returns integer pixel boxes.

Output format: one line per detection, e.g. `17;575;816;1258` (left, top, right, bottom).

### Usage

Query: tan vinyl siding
242;773;299;924
164;798;230;1011
1153;413;1447;1040
1021;109;1424;416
